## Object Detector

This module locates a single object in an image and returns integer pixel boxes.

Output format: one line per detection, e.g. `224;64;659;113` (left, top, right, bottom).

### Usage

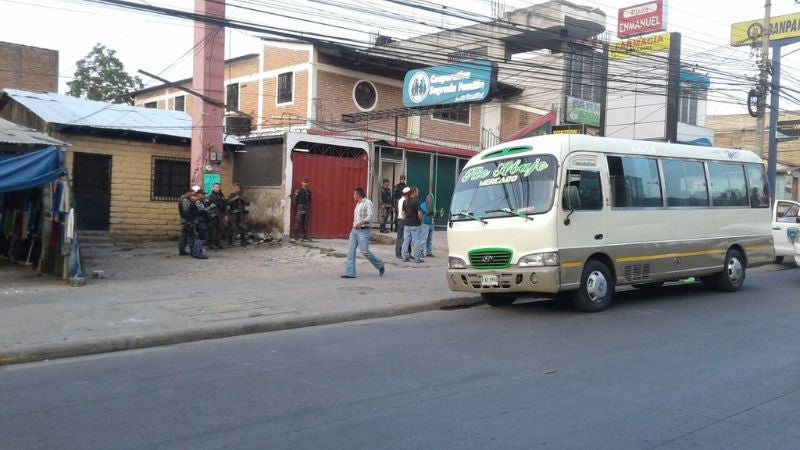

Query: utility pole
754;0;771;159
191;0;226;190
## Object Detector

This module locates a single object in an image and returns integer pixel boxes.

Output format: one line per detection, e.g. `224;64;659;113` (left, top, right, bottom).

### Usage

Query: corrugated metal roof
0;117;66;146
2;89;241;145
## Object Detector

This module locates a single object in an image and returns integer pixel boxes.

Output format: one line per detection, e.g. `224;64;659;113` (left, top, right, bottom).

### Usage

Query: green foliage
66;44;143;105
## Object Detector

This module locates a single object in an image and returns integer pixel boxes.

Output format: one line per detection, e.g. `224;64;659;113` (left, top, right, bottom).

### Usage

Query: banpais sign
618;0;667;39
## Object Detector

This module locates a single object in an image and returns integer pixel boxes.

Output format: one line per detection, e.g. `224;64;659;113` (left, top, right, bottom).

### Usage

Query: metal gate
72;152;111;231
291;152;368;239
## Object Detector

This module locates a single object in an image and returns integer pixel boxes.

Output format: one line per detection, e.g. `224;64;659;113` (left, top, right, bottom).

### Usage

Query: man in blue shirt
420;195;435;258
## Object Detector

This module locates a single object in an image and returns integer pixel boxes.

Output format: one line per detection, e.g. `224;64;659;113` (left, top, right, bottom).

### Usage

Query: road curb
0;296;482;367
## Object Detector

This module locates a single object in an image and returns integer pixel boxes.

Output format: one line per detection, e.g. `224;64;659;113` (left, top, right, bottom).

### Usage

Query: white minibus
447;135;773;311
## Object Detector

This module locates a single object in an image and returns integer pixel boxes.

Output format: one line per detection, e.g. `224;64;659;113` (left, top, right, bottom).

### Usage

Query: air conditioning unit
225;116;252;136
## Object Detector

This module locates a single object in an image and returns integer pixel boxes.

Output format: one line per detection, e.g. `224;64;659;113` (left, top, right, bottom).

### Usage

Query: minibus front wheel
572;260;615;312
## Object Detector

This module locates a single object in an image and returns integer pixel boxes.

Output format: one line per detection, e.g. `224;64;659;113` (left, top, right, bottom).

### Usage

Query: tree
66;44;143;105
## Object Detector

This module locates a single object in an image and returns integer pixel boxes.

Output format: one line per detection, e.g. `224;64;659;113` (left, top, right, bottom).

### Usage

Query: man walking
402;187;424;263
177;188;195;256
292;178;312;241
395;186;410;259
342;188;385;279
379;179;393;233
227;184;250;247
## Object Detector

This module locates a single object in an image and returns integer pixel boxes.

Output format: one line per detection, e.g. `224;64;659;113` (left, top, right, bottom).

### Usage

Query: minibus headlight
518;252;559;267
449;257;467;269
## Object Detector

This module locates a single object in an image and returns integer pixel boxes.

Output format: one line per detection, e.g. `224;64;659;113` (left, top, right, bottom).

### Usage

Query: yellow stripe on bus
615;249;725;263
745;245;770;251
561;262;583;268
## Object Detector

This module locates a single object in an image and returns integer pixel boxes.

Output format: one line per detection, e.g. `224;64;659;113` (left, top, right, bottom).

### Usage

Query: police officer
177;187;195;256
292;178;312;241
206;183;227;249
393;175;407;206
227;183;250;247
191;188;210;259
379;178;393;233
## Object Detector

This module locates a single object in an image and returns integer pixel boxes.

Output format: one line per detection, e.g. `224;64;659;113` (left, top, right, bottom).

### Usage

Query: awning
0;147;66;192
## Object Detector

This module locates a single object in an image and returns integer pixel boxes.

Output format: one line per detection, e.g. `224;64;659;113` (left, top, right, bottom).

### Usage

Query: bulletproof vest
380;187;392;204
296;188;311;206
179;198;193;221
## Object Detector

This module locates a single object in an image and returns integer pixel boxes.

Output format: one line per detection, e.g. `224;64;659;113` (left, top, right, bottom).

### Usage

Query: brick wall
314;70;404;136
0;42;58;92
500;106;543;140
54;134;234;239
262;70;309;128
419;106;481;145
707;112;800;166
263;46;308;72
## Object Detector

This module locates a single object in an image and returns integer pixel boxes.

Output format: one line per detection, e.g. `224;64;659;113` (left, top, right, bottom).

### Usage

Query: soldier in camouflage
191;188;210;259
227;184;250;247
292;178;312;241
178;188;195;256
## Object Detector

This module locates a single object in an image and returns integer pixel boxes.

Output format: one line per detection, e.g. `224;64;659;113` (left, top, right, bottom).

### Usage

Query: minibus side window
607;155;662;208
563;170;602;210
744;164;769;208
662;159;709;207
708;162;749;207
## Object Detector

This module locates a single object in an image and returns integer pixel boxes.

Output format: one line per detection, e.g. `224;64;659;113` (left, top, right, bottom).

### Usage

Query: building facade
0;89;239;239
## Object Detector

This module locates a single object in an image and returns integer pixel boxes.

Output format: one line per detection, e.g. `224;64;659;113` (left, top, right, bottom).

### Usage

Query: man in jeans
401;187;424;263
342;187;386;279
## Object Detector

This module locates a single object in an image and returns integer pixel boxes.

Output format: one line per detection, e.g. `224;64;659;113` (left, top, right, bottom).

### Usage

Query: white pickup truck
774;200;800;264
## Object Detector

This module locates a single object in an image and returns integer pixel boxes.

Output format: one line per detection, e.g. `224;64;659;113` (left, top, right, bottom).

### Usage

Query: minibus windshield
450;155;557;221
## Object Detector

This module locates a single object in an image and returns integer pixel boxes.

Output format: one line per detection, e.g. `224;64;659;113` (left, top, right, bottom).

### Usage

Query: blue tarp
0;147;65;192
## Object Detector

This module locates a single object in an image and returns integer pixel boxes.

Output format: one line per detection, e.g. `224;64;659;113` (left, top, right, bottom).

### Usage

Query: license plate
481;275;499;287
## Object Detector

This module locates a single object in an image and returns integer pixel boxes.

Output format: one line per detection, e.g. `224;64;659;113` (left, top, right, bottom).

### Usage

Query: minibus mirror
564;185;581;210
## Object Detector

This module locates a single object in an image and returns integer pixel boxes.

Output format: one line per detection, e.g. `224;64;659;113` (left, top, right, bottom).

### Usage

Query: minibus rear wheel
572;260;615;312
703;248;745;292
481;293;517;307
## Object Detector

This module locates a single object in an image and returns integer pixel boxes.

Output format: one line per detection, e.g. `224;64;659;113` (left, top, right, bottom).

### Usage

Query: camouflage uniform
379;186;393;233
192;197;210;259
206;191;227;248
293;187;312;240
178;195;194;255
227;191;250;246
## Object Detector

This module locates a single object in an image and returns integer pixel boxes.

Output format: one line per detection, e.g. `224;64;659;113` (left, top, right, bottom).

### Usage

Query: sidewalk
0;231;479;365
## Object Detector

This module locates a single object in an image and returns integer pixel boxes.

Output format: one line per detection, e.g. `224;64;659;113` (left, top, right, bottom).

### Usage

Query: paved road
2;269;800;449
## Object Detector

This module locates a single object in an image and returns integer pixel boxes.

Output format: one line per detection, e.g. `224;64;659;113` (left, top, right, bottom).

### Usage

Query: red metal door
291;153;368;239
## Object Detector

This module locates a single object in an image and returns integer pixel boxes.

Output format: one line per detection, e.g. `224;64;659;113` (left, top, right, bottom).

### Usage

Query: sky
1;0;799;116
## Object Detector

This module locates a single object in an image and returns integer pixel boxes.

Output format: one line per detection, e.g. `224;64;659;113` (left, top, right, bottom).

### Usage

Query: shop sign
618;0;667;39
610;32;671;60
778;120;800;137
731;12;800;47
403;60;497;108
203;173;221;189
564;96;600;127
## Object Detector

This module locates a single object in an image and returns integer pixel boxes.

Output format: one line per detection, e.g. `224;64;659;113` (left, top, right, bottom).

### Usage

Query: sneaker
402;258;411;262
193;254;209;259
426;253;434;257
414;259;424;263
379;266;385;276
341;274;355;278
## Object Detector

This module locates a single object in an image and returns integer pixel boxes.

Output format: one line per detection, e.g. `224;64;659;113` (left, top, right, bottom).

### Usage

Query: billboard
618;0;667;39
604;32;679;141
731;12;800;47
402;60;497;108
564;96;600;127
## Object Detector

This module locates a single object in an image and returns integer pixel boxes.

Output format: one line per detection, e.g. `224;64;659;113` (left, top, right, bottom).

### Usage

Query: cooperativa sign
618;0;667;39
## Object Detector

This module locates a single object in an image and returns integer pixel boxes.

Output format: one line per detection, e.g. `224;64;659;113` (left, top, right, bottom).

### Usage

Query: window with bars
174;95;185;112
151;156;190;201
277;72;293;104
226;83;239;111
565;44;602;104
432;108;470;125
448;46;488;62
